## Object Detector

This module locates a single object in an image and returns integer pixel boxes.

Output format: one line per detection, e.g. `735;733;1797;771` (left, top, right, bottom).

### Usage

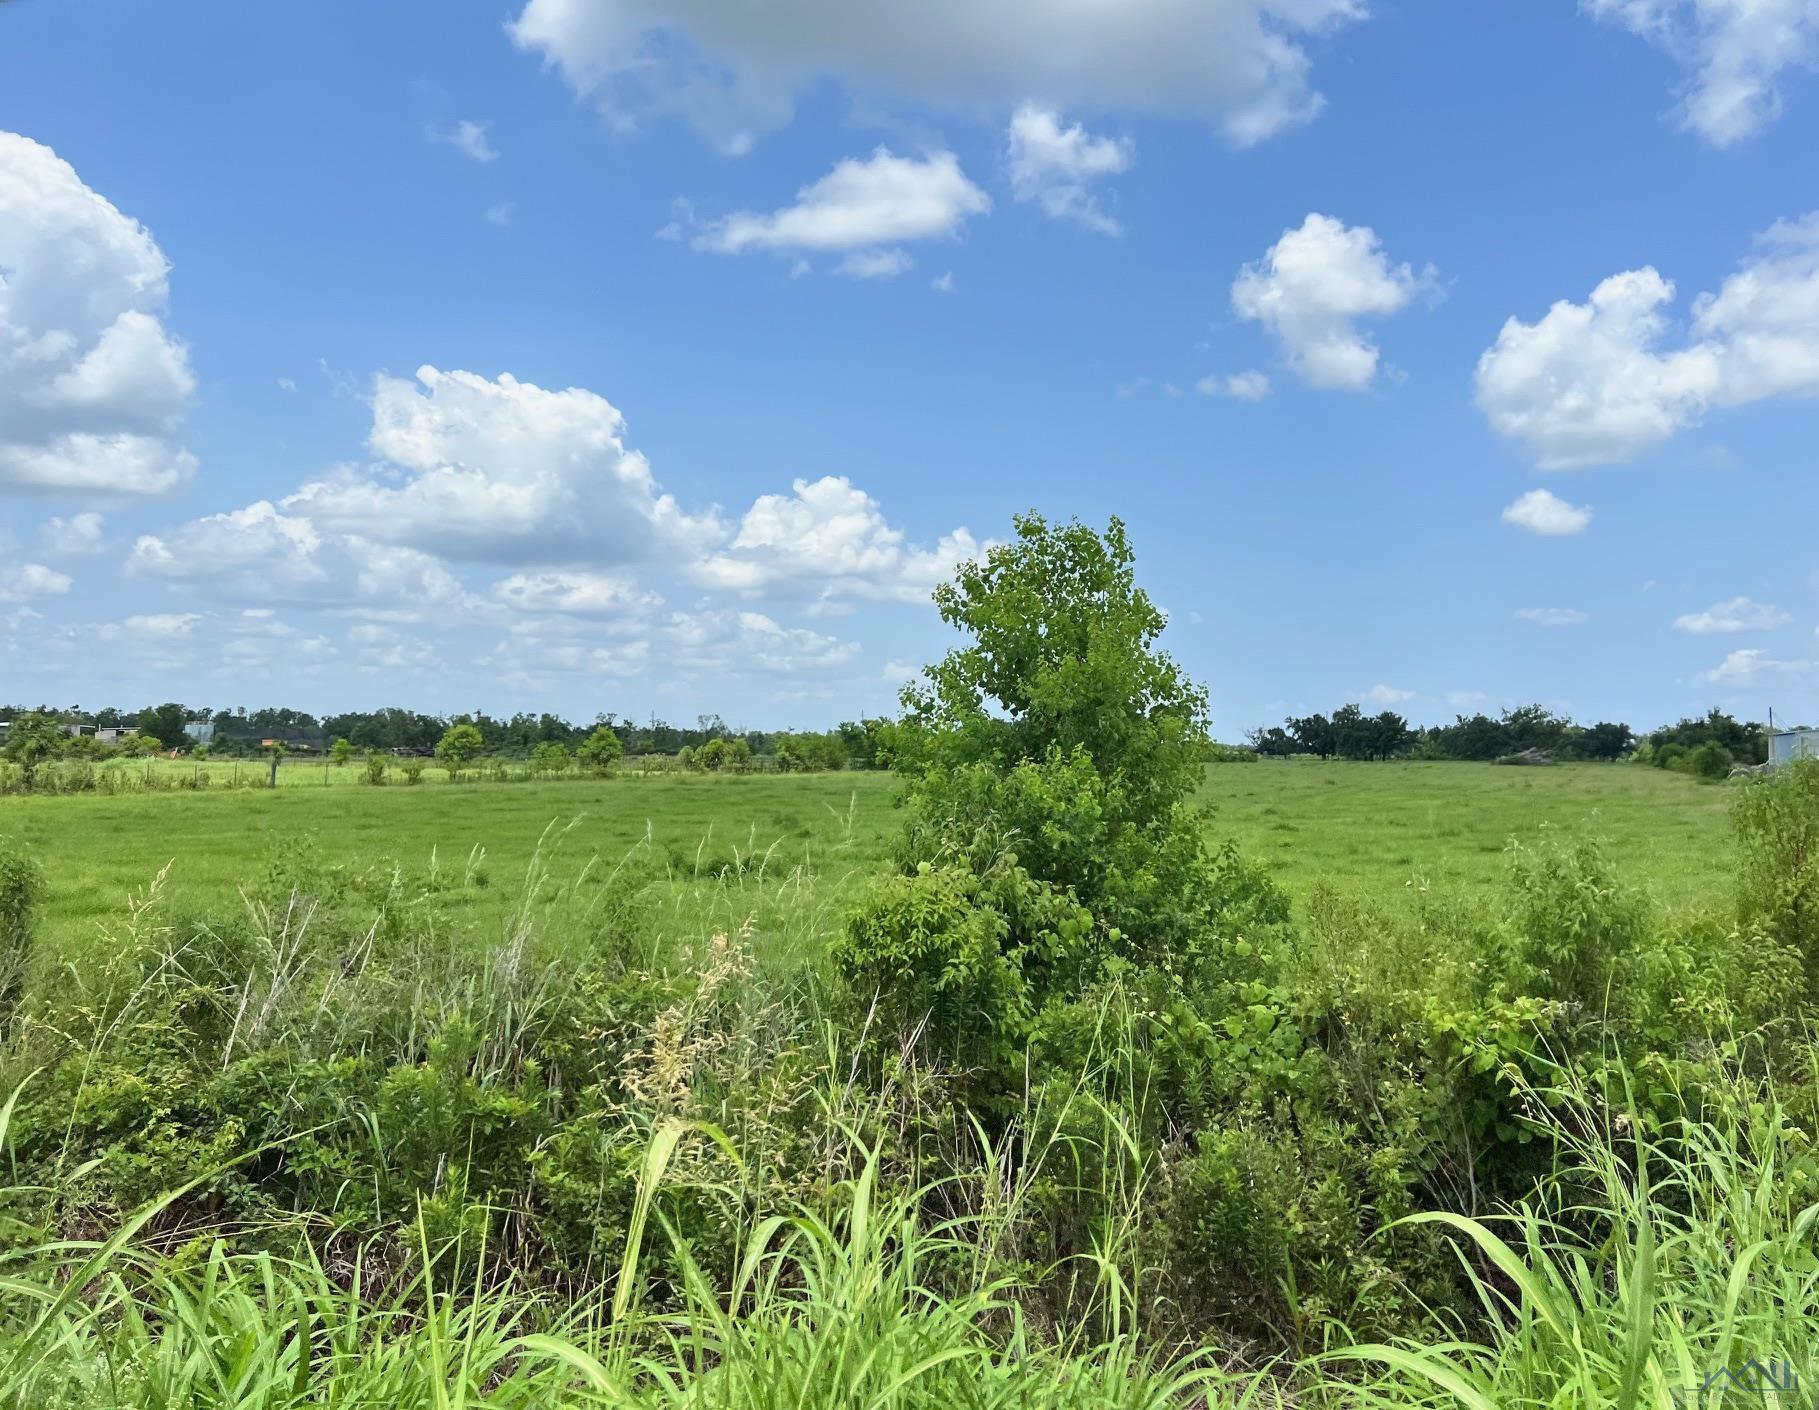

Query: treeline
0;701;900;771
1250;703;1772;769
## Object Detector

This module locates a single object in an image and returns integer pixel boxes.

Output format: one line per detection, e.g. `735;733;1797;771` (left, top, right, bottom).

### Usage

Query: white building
1770;727;1819;767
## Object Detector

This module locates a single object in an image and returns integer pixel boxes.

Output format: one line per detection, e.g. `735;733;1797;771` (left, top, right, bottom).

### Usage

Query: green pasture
1;759;1734;952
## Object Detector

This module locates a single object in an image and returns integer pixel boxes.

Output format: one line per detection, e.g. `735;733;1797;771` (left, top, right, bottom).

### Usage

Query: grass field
2;757;1734;952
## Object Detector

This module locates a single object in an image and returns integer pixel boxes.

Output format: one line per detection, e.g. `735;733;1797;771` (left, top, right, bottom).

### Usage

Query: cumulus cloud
691;148;988;275
1586;0;1819;146
0;131;195;496
1515;607;1590;627
427;119;500;163
1005;105;1131;235
1702;647;1812;684
0;560;71;603
40;512;105;556
1501;488;1594;536
1196;369;1273;400
118;612;201;638
126;500;467;615
1231;214;1430;390
508;0;1366;154
284;366;723;565
492;570;662;616
694;475;985;608
1476;214;1819;467
1364;683;1414;705
1673;595;1792;633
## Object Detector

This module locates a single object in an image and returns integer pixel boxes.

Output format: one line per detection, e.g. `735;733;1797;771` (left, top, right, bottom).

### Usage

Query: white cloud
1445;690;1490;708
40;511;105;556
1516;607;1590;627
0;131;195;496
1702;647;1812;684
692;148;988;274
121;612;201;637
1364;683;1414;705
1231;213;1430;390
0;561;71;603
1586;0;1819;146
485;201;517;227
1501;488;1594;536
1673;595;1792;633
348;622;440;672
1196;369;1273;400
931;271;955;294
428;119;500;163
1476;214;1819;467
1005;104;1131;235
694;475;984;608
126;500;468;615
492;570;661;616
284;366;722;566
508;0;1366;154
837;248;915;279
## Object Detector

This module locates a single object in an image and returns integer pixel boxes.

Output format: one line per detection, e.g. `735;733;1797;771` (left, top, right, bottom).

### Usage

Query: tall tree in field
436;723;484;774
896;513;1215;952
576;725;623;775
138;702;188;750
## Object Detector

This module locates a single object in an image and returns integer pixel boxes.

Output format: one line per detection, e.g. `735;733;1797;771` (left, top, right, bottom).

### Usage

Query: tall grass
5;1042;1817;1407
1323;1056;1819;1408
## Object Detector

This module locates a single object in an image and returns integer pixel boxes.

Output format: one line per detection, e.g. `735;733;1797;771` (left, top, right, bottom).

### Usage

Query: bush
0;835;42;1028
361;752;388;786
576;726;623;775
530;740;571;776
1735;758;1819;986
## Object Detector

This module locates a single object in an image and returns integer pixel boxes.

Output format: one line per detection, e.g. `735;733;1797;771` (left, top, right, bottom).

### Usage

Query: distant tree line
1248;704;1773;770
0;702;902;771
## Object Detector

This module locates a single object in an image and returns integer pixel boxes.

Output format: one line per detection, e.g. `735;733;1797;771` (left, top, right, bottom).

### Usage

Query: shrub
1684;739;1734;780
361;752;388;785
1501;832;1648;1015
530;740;571;776
1735;758;1819;985
435;723;484;776
0;834;42;1028
399;757;426;785
836;857;1095;1092
576;726;623;775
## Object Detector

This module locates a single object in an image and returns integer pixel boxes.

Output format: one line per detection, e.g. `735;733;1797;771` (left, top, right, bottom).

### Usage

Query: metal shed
1770;728;1819;767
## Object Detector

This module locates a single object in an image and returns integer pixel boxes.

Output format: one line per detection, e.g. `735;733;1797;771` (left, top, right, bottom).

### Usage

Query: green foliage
137;701;189;750
435;722;484;774
903;512;1209;831
0;835;42;1027
529;739;571;775
1735;758;1819;984
330;737;355;766
360;751;388;785
576;725;624;774
1500;832;1649;1013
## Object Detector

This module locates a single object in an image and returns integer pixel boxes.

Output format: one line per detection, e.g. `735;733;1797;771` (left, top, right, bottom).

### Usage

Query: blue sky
1;0;1816;733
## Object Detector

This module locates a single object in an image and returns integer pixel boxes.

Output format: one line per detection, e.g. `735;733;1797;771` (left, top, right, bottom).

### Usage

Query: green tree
138;702;189;750
894;513;1214;954
575;726;624;775
530;740;571;775
331;737;355;767
903;513;1209;829
2;713;66;787
435;723;484;775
